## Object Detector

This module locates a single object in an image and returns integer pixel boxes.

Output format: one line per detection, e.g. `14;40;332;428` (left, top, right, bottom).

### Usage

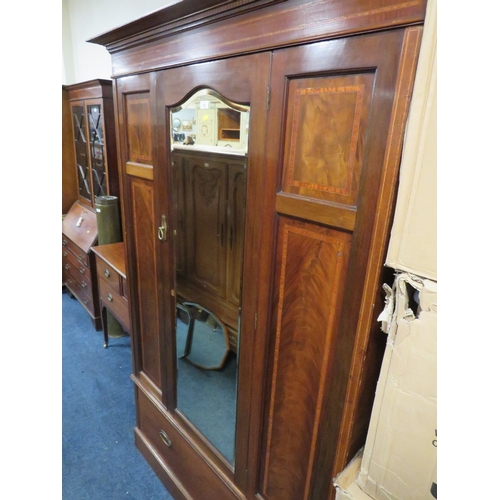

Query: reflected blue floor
176;317;238;464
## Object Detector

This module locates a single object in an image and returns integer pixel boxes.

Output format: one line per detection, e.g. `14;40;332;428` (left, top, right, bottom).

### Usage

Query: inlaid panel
131;177;160;387
261;217;351;500
126;93;153;165
282;73;375;207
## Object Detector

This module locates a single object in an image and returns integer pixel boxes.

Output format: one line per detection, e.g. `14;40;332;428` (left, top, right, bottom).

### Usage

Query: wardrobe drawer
136;390;240;500
95;257;121;294
62;237;89;267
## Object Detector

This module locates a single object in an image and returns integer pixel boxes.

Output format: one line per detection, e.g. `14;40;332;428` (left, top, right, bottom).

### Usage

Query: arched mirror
171;89;249;465
171;88;249;153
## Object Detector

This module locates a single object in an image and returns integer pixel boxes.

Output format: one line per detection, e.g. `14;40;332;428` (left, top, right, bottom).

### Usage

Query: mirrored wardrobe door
154;53;272;490
170;88;249;466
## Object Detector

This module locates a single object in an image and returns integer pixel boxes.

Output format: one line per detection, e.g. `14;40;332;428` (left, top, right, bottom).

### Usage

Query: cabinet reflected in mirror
171;89;249;153
171;89;249;465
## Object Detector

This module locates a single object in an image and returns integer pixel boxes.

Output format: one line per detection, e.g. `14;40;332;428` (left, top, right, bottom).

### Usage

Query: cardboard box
334;450;375;500
356;273;437;500
385;0;436;281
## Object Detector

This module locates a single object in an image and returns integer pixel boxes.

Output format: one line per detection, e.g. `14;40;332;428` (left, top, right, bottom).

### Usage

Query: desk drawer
95;257;121;294
63;251;92;286
66;276;95;316
62;237;89;267
99;280;129;329
65;263;92;293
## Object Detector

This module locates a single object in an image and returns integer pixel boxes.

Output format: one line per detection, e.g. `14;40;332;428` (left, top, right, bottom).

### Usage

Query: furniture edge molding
87;0;287;53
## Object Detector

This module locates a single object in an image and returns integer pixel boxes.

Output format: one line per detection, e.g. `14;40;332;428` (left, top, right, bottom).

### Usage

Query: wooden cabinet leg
101;302;109;348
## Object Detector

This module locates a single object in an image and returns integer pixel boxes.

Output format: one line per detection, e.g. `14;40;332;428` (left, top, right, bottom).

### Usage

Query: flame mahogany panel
261;217;351;500
119;83;162;390
130;177;160;388
126;94;153;165
282;73;375;207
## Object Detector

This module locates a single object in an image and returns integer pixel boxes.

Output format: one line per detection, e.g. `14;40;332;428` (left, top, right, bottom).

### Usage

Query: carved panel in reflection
226;164;247;306
173;151;247;348
185;157;227;298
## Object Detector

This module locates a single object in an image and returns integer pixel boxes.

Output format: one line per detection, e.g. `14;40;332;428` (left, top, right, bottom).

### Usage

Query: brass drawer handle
82;298;89;305
65;264;70;270
159;430;172;448
79;267;85;274
104;269;110;278
63;251;67;257
81;282;87;288
107;293;113;302
62;239;67;246
77;254;84;261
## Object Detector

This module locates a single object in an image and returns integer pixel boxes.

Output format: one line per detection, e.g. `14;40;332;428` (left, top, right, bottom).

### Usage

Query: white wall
62;0;180;84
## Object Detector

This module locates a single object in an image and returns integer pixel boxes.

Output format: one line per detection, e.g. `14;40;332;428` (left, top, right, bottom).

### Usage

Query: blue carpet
62;289;173;500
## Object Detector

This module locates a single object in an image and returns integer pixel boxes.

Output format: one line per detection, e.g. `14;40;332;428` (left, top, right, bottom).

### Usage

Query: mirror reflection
171;89;249;465
177;302;230;370
171;88;249;154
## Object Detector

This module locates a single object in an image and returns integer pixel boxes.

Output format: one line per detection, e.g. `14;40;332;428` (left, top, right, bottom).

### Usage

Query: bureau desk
63;201;100;330
91;242;130;348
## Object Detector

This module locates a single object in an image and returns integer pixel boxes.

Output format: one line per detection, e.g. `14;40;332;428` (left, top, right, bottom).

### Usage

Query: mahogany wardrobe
90;1;428;499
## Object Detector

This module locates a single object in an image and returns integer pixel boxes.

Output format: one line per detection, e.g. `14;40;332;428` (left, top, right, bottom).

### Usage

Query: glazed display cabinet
65;79;119;208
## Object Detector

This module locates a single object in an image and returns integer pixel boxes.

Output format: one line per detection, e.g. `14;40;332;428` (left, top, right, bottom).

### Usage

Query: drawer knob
159;430;172;448
62;239;67;246
77;254;84;261
107;293;113;302
79;267;85;274
81;282;87;288
104;269;111;278
65;264;70;270
63;251;67;257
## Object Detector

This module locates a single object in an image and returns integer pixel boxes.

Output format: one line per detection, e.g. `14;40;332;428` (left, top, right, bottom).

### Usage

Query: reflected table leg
176;303;194;358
